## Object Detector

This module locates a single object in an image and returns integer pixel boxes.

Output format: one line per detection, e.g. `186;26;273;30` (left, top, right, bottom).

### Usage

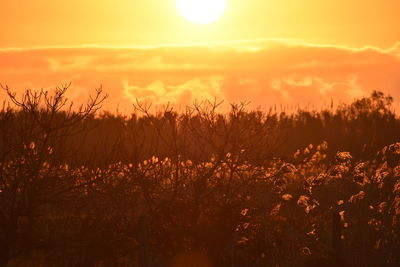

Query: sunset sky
1;0;399;111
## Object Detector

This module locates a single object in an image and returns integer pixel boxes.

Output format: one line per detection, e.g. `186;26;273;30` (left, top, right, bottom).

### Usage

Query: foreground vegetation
0;85;399;266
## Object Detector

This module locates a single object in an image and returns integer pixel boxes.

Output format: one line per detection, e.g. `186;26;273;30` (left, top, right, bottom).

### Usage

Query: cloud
123;76;224;108
0;41;399;112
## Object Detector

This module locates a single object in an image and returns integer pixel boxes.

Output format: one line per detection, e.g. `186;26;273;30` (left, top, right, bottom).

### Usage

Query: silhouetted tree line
0;85;399;266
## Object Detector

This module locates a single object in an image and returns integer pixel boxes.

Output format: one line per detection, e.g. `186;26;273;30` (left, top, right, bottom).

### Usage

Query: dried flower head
336;151;352;163
282;194;293;201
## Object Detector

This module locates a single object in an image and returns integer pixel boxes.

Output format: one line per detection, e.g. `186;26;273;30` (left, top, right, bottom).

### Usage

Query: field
0;87;399;266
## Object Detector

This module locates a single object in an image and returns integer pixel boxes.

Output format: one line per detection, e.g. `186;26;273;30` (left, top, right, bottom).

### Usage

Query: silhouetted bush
0;86;399;266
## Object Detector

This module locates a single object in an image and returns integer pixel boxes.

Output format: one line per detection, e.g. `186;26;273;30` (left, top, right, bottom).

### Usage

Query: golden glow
1;0;400;115
1;0;399;48
176;0;227;24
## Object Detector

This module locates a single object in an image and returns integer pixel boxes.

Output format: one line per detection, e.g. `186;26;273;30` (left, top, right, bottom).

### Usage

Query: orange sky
1;0;399;111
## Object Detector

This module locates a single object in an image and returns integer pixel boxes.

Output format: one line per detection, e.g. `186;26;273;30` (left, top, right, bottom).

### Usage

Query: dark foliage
0;85;399;266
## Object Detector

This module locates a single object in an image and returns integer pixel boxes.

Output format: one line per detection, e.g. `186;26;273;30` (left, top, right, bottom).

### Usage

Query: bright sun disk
176;0;228;24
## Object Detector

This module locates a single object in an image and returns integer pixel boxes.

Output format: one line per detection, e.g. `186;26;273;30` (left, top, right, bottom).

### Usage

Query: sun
176;0;228;24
